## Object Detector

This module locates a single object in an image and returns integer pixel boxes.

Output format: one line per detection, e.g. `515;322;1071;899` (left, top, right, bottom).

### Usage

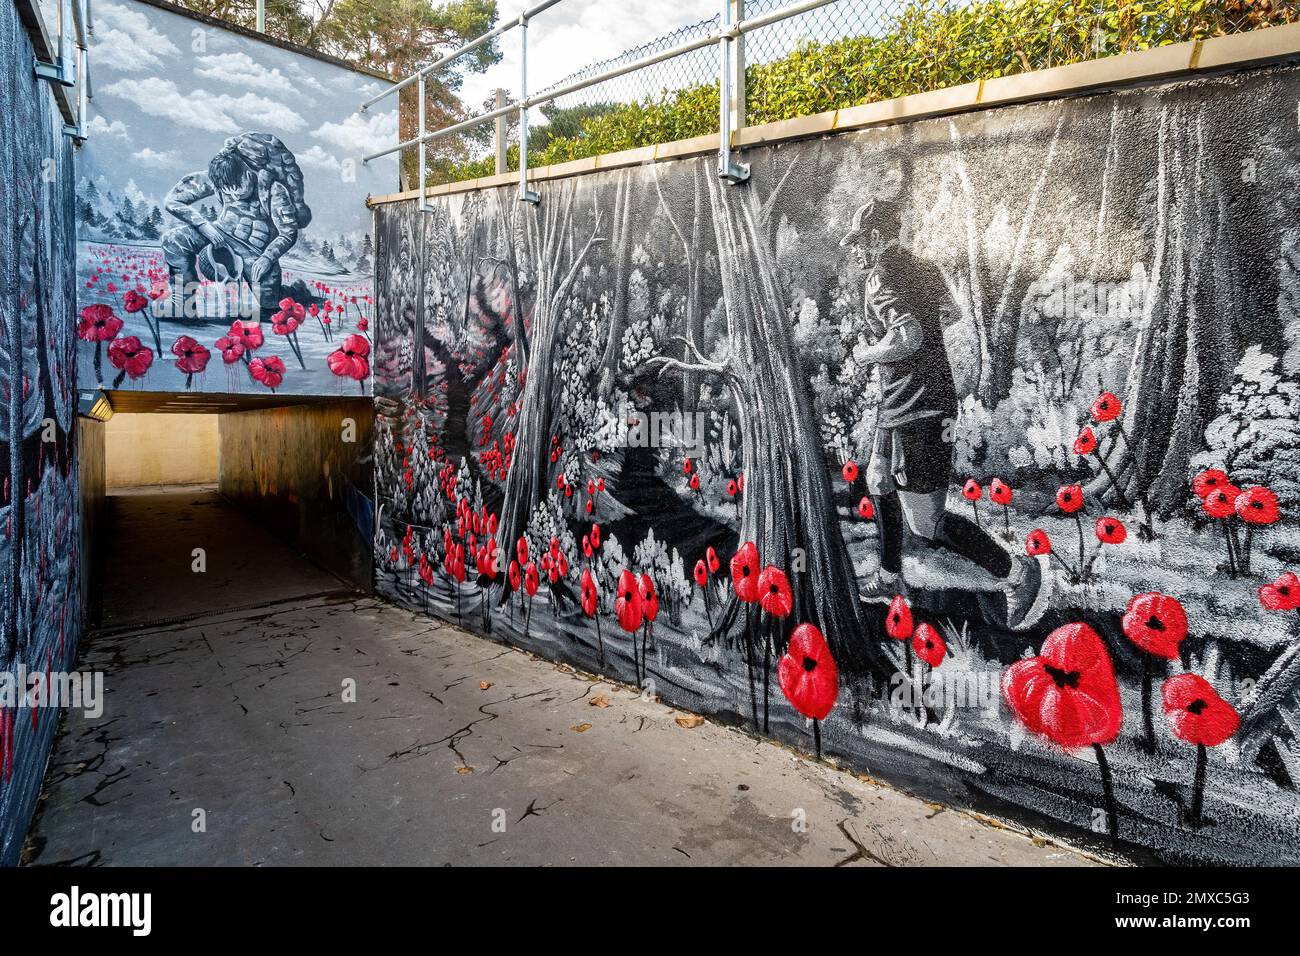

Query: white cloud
85;114;129;139
133;147;183;169
101;77;307;134
310;109;398;158
296;144;341;173
89;1;181;73
194;52;299;97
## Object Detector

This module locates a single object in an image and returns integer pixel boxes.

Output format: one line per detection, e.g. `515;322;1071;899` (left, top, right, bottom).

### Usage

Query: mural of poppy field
372;64;1300;864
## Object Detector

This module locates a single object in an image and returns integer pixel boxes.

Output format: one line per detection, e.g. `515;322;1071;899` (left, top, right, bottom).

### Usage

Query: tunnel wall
74;0;394;397
77;418;106;627
371;56;1300;864
0;0;84;865
105;412;218;488
217;399;374;590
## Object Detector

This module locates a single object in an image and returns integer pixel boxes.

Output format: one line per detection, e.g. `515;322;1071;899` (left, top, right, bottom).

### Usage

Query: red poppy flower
77;304;123;342
590;524;601;548
1235;486;1279;525
516;537;529;564
639;573;659;622
962;478;982;502
777;623;838;720
989;479;1012;506
912;622;946;668
757;565;793;617
107;336;153;379
1122;592;1188;659
582;537;593;558
737;474;745;493
842;460;859;483
857;496;875;520
615;569;643;632
689;473;700;491
1095;516;1127;544
1201;485;1240;520
1259;572;1300;612
1001;622;1122;750
271;310;300;336
1091;392;1122;423
580;568;598;616
171;336;210;374
885;595;913;641
508;559;521;590
1192;468;1229;499
1025;529;1051;556
248;355;285;390
1073;427;1097;456
215;333;244;364
1162;673;1240;748
683;458;693;475
693;559;708;588
328;334;371;380
476;540;499;579
731;542;760;603
123;289;149;313
523;561;539;597
726;479;738;497
706;546;720;574
1055;484;1084;515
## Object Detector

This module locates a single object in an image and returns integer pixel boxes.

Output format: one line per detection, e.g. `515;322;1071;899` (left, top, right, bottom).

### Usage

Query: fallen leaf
456;766;474;774
571;722;593;733
479;681;492;690
675;714;705;729
589;695;611;709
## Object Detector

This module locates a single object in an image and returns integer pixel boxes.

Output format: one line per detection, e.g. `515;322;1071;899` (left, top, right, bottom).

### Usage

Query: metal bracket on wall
717;1;750;185
518;14;540;205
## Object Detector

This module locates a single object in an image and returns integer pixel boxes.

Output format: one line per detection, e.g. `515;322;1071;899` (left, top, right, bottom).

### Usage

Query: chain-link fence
421;0;1298;186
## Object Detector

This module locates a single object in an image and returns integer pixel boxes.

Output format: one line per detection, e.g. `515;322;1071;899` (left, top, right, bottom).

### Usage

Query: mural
1;0;83;865
75;0;395;395
372;63;1300;864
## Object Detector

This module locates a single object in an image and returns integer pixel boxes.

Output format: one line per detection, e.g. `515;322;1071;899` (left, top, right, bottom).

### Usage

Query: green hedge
432;0;1294;185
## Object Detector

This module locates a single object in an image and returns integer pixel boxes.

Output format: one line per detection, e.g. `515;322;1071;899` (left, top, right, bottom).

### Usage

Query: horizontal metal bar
364;0;841;163
359;0;566;111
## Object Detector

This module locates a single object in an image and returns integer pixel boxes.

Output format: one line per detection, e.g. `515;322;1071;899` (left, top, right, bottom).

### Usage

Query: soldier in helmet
840;201;1050;631
161;133;310;319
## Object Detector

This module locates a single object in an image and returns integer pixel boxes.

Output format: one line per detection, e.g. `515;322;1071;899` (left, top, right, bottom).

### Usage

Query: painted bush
74;0;394;396
0;0;83;865
373;61;1300;863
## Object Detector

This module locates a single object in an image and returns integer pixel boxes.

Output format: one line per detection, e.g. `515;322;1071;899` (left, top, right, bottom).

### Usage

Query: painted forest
372;63;1300;864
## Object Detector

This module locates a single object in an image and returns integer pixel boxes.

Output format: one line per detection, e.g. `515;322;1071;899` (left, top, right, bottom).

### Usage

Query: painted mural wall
75;0;394;397
1;0;84;865
372;61;1300;864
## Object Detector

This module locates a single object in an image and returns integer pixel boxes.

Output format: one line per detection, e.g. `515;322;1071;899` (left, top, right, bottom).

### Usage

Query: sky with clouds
82;0;397;239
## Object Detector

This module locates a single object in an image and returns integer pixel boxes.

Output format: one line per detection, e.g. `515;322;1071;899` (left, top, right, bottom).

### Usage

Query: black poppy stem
1092;743;1119;840
594;612;605;666
524;597;532;640
94;342;104;384
1190;743;1208;828
970;499;981;530
1073;513;1086;577
1140;656;1156;753
1242;526;1254;575
702;582;714;631
1222;522;1239;577
744;605;759;730
762;620;772;734
812;718;822;761
1002;504;1011;541
1094;453;1132;510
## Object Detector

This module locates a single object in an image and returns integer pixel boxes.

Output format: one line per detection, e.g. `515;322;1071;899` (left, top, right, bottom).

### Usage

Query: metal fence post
718;0;749;183
494;88;508;175
519;15;540;204
417;72;430;211
731;0;746;133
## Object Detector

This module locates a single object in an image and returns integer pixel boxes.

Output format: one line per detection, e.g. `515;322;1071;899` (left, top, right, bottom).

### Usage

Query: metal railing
359;0;839;204
19;0;92;137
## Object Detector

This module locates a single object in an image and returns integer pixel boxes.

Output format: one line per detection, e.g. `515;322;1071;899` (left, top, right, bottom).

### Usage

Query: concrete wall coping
368;22;1300;207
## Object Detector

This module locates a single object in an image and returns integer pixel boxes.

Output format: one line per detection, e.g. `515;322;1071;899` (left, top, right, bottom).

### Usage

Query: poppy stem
1141;656;1156;753
970;499;980;530
1092;743;1119;840
595;612;604;666
1190;743;1207;828
762;622;771;734
1242;526;1254;575
1095;454;1131;510
1002;504;1011;541
1074;513;1086;579
813;719;821;761
524;598;531;640
744;606;759;730
1223;521;1239;577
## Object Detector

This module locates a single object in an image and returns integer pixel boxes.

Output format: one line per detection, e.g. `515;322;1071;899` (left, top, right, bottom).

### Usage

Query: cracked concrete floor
26;592;1100;866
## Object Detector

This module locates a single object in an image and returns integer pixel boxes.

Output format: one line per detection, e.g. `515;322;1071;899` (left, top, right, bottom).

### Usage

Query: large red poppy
1235;486;1279;525
777;623;838;720
1055;484;1084;515
616;569;643;632
580;568;598;617
857;497;875;520
693;559;708;588
107;336;153;379
508;559;521;590
523;561;539;597
1091;392;1122;423
731;542;760;603
989;478;1013;506
1201;485;1240;519
842;460;859;483
1192;468;1229;499
328;334;371;381
249;355;285;390
1025;529;1052;556
757;565;793;617
961;478;982;502
1162;673;1239;747
171;336;210;374
77;304;122;342
885;595;913;641
639;573;659;623
1001;622;1122;750
123;289;149;313
516;537;529;564
1121;592;1187;659
1259;572;1300;612
912;622;946;668
1073;427;1097;456
1095;516;1127;544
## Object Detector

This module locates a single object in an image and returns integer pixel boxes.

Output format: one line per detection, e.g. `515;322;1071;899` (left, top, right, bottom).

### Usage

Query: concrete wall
105;413;218;488
75;0;395;396
78;418;106;627
218;399;373;589
371;57;1300;864
0;0;83;865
